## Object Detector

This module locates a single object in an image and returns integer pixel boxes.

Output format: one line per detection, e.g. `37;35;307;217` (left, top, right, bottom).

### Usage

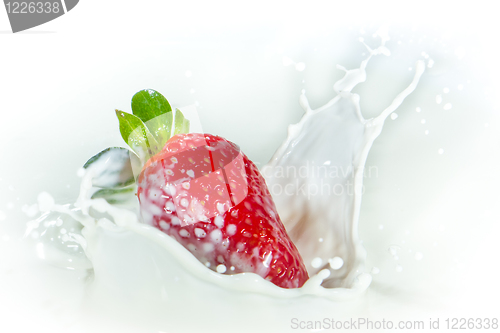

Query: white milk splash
263;34;425;288
25;32;425;332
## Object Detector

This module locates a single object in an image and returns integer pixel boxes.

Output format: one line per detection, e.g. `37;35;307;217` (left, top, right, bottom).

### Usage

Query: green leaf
83;147;135;188
131;89;173;147
115;110;159;162
173;108;190;136
91;186;136;204
131;89;172;122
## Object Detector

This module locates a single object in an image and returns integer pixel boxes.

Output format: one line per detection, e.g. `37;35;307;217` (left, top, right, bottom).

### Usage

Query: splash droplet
328;257;344;270
311;257;323;268
388;245;401;255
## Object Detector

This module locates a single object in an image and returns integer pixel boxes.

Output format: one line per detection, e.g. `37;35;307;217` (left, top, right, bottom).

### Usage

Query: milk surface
1;17;499;333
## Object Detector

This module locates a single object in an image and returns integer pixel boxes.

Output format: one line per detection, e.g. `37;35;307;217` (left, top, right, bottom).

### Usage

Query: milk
19;32;431;332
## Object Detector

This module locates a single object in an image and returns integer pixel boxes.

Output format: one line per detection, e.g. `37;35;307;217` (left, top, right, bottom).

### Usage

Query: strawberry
88;89;309;288
137;133;309;288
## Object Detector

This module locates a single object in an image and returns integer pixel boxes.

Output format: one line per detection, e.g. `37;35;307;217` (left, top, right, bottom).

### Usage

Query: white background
1;1;499;332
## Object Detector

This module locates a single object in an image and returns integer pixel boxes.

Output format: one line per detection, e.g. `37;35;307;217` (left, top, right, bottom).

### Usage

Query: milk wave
26;33;425;331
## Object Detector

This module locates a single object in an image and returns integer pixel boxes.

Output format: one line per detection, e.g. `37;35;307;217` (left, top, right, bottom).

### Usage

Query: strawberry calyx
116;89;190;164
83;89;191;202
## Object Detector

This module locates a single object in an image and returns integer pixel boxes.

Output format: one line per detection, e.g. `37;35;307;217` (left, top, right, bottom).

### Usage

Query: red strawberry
137;133;309;288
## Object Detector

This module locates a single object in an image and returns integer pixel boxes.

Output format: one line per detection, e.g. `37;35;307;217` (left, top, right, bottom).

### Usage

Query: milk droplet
328;257;344;270
318;269;331;280
37;192;55;212
414;252;423;260
438;148;444;155
295;62;306;71
226;224;236;236
435;95;442;104
395;265;403;272
416;107;421;113
311;257;323;268
214;215;224;228
427;59;434;68
425;130;429;135
189;88;195;94
216;264;227;273
194;228;206;238
371;267;380;275
210;229;222;243
443;87;450;93
443;103;452;110
388;245;401;257
421;119;426;124
390;113;398;120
